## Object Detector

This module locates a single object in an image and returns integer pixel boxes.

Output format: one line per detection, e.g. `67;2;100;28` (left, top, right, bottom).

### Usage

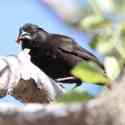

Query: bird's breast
30;49;71;79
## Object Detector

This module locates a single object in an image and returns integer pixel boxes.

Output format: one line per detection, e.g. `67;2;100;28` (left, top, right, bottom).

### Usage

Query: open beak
16;31;32;44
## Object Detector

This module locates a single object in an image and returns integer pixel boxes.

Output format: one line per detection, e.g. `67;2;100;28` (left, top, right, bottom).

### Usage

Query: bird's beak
16;31;32;44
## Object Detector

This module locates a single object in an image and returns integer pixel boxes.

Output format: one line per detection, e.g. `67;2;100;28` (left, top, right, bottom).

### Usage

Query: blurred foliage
104;56;121;80
43;0;125;25
71;61;110;85
88;23;125;80
78;1;125;83
80;16;112;31
56;89;94;103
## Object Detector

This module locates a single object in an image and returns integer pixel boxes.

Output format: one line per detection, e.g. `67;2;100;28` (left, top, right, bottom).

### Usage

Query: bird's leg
56;76;82;88
56;76;75;82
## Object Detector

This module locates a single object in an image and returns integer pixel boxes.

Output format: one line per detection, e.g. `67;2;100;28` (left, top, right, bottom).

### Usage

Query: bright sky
0;0;103;104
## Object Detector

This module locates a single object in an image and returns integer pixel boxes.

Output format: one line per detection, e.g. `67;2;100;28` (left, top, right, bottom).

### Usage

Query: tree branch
0;49;64;103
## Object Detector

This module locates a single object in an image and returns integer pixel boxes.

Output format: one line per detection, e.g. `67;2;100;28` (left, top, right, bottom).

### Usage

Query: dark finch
16;23;104;87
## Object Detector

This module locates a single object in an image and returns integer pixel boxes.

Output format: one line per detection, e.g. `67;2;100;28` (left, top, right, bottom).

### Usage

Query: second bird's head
16;23;48;49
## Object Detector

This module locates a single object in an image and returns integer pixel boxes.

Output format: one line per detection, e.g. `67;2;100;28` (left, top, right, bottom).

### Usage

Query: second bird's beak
16;31;32;44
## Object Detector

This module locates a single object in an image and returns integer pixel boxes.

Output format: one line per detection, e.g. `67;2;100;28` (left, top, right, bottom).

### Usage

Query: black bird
16;23;104;87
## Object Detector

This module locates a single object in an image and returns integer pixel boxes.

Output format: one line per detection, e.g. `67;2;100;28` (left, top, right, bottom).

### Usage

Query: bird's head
16;23;48;49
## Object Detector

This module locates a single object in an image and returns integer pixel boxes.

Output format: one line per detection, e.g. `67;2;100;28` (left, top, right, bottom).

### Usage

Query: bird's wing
56;37;104;70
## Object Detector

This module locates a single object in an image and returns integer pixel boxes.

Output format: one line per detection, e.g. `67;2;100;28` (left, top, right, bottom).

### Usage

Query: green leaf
80;16;111;30
104;56;121;80
56;89;94;103
96;39;114;54
71;61;110;85
115;24;125;59
90;31;115;54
